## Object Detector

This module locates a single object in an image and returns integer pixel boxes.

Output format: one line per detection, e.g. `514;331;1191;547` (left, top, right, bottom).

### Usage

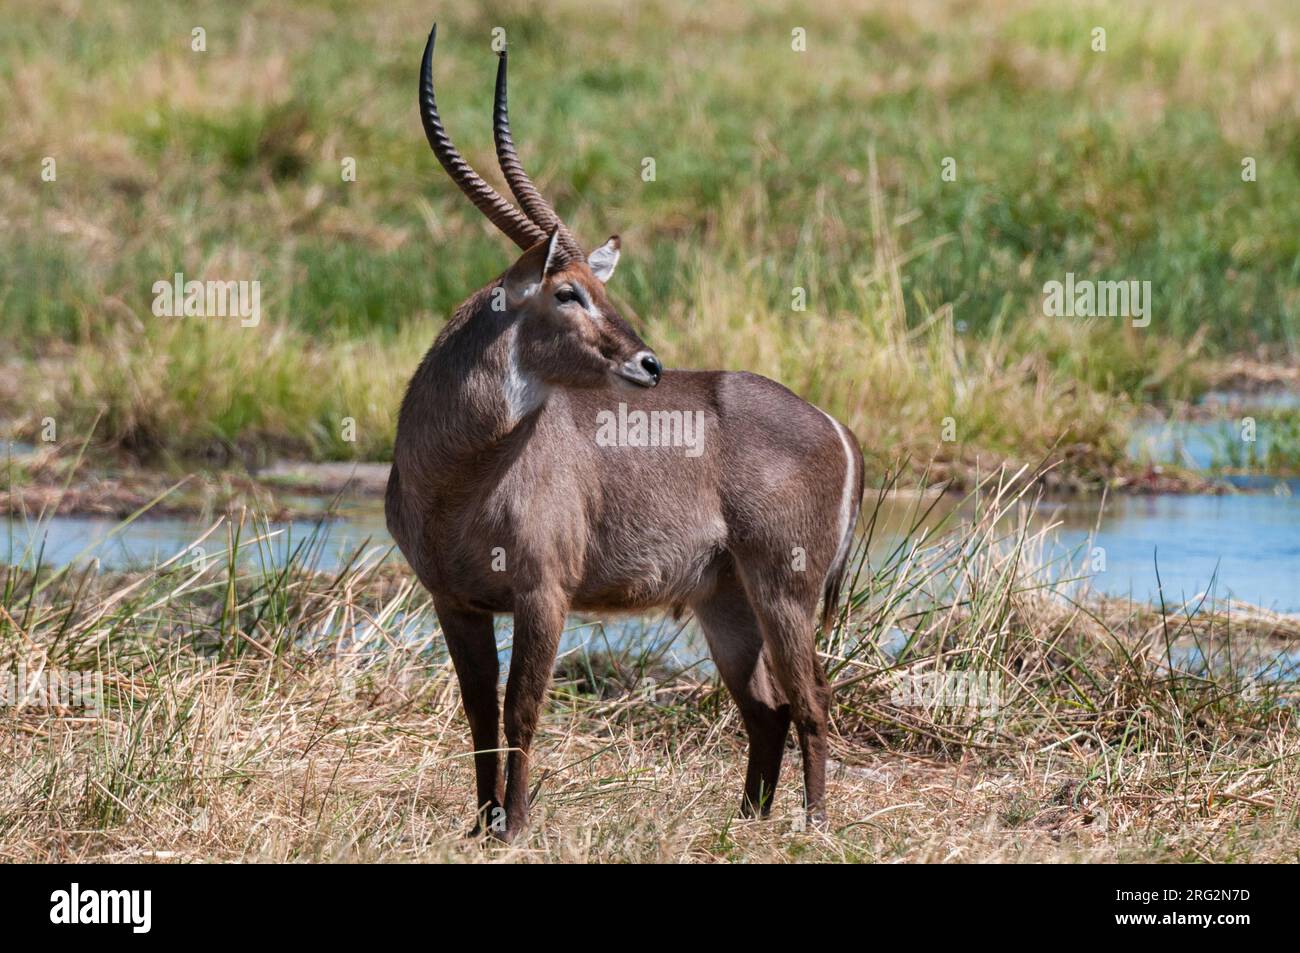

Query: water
4;489;1297;612
1044;493;1300;612
1199;389;1300;412
1;509;394;574
1166;640;1300;686
5;387;1299;615
855;491;1299;613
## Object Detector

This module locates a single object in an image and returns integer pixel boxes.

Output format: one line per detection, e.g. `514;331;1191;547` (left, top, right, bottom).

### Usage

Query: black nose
639;354;662;384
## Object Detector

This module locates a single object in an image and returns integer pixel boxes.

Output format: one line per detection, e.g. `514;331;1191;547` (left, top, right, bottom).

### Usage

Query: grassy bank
2;0;1298;480
2;478;1296;862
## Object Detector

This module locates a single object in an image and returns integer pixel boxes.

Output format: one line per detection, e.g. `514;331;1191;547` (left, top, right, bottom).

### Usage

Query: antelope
385;23;865;840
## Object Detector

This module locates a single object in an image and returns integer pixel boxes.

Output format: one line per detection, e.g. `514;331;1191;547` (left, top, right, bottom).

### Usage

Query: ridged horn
419;24;546;250
493;47;584;262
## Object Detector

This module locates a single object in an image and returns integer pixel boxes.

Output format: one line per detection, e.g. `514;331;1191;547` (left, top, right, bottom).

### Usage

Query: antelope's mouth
614;351;662;388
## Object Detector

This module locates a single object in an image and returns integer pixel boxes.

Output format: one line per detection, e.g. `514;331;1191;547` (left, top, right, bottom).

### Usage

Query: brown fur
387;263;864;837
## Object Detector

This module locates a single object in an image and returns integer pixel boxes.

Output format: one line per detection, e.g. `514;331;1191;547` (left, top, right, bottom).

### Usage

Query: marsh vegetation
3;477;1297;862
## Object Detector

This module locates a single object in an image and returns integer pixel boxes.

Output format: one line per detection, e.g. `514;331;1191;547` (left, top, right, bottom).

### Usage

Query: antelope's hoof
488;826;526;845
464;819;499;840
464;803;506;839
486;814;527;844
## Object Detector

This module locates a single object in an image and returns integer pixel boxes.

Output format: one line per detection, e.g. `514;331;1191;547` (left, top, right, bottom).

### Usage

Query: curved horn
493;47;584;261
419;24;545;250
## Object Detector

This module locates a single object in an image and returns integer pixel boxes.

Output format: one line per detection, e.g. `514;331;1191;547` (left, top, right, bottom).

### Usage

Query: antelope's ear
504;227;563;304
587;235;620;283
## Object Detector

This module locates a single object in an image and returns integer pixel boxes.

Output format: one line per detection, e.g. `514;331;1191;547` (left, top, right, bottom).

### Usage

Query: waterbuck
385;24;865;840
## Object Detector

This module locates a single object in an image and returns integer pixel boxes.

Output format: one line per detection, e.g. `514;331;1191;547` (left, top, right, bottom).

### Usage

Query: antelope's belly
569;516;727;612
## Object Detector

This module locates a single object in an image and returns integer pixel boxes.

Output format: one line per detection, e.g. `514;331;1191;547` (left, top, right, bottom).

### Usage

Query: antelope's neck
394;294;549;495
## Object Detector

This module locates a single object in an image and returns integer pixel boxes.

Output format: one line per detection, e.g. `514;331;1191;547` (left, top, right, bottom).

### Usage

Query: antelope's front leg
500;587;567;840
434;600;503;836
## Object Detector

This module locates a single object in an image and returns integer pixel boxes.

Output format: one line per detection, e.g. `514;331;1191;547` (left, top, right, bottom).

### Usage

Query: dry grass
2;477;1296;863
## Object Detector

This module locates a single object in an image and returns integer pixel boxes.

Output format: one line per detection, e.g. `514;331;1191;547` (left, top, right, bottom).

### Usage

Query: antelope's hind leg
691;559;792;818
731;558;831;829
435;601;504;836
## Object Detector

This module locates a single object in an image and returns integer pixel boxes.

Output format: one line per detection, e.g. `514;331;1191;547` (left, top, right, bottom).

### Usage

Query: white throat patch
501;322;548;422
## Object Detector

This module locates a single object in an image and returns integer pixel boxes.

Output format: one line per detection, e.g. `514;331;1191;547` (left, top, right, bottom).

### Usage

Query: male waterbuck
386;24;865;839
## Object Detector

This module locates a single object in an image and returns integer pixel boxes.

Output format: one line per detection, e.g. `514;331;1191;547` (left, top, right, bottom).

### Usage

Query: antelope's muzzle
617;351;662;387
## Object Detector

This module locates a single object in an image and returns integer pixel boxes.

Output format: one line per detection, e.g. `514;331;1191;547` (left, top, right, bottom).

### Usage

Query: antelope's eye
555;286;580;305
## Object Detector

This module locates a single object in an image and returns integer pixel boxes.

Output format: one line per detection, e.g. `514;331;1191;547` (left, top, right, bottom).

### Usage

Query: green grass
1;0;1297;471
